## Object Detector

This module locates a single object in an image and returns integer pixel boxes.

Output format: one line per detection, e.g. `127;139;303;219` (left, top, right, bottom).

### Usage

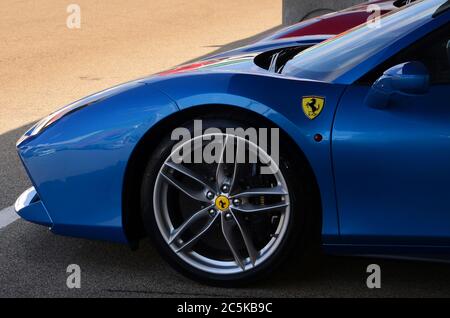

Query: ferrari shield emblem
302;96;325;120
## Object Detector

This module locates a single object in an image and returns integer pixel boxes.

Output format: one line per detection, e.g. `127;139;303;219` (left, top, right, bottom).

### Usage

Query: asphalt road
2;0;450;298
2;219;450;297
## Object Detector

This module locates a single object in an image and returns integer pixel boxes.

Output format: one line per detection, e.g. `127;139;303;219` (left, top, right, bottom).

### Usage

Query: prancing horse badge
302;96;325;120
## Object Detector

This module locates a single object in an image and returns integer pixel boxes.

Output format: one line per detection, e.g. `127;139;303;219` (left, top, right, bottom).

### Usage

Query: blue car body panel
15;0;450;260
333;83;450;246
17;83;179;242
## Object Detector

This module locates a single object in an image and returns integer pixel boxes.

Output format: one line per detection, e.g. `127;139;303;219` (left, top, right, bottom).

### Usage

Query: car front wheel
141;118;313;286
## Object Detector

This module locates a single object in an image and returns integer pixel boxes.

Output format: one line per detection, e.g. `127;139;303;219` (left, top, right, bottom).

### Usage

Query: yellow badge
215;196;230;211
302;96;325;120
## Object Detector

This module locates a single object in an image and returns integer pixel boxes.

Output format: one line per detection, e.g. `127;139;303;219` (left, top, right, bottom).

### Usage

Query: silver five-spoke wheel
153;134;290;274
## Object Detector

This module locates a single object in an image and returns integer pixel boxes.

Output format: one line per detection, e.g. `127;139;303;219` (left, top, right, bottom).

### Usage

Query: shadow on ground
1;221;450;297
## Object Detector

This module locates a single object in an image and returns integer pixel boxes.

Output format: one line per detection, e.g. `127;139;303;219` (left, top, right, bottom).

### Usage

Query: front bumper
15;187;53;227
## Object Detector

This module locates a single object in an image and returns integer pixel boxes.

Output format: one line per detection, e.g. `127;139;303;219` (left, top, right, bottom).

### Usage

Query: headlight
30;100;96;137
16;99;96;147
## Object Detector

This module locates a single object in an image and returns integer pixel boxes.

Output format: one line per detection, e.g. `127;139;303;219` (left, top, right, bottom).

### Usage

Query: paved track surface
1;0;450;298
2;220;450;298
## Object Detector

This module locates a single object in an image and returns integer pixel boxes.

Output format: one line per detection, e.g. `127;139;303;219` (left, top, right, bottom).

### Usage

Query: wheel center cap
215;195;230;211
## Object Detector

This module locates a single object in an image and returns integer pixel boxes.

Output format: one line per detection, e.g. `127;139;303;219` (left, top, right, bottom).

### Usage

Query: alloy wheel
153;134;290;274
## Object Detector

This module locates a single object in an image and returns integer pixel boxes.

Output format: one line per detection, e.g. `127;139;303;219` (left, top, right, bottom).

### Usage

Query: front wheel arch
122;105;322;249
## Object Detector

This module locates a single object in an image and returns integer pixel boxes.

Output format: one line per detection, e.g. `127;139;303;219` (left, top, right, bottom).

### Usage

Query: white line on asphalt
0;206;19;229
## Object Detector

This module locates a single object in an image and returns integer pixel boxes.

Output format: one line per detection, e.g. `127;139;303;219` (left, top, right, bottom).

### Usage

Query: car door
332;23;450;245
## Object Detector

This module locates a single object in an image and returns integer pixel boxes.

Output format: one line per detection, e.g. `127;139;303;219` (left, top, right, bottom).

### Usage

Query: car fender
152;72;347;242
17;83;179;243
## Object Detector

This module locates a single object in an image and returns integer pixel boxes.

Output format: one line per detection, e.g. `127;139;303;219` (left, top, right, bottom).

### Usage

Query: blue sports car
15;0;450;285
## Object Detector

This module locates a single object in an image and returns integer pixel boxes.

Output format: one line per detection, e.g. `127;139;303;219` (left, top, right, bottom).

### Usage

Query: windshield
281;0;448;83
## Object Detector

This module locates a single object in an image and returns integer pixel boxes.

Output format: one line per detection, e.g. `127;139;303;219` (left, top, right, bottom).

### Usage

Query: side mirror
365;61;430;109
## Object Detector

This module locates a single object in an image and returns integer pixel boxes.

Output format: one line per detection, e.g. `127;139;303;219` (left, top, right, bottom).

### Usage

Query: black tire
140;116;314;286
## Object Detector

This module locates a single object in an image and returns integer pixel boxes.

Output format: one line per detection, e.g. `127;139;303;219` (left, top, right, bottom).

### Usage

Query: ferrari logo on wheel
215;196;230;211
302;96;325;120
